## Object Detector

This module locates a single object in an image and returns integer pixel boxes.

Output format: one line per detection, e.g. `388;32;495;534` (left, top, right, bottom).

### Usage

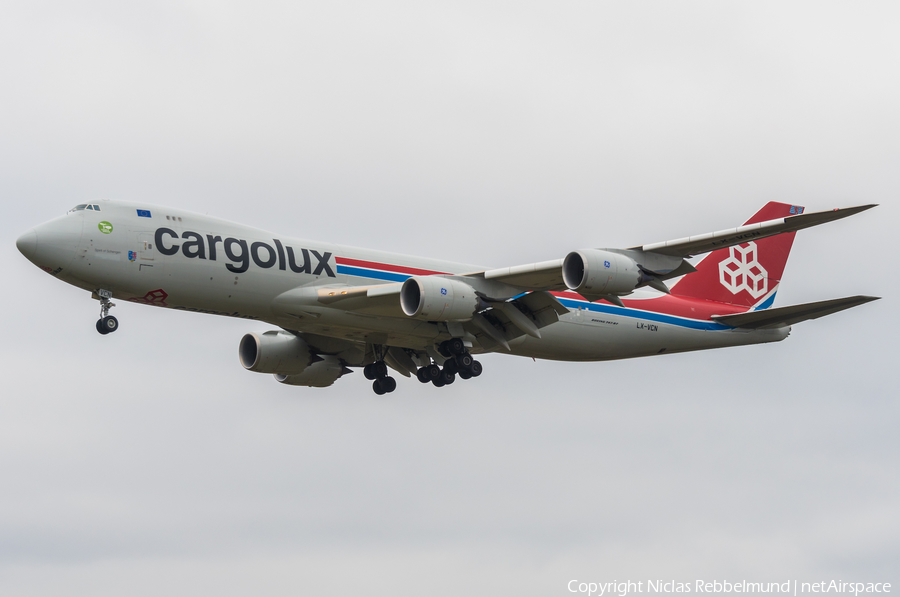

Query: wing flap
711;296;880;329
272;283;405;318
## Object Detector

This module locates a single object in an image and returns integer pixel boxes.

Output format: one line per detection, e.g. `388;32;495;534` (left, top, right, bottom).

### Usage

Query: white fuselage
19;201;789;364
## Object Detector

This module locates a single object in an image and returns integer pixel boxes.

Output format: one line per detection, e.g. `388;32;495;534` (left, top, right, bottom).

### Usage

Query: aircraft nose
16;229;38;260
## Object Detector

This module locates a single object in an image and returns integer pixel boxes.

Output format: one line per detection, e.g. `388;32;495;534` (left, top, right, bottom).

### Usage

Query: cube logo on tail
718;242;768;298
671;202;800;308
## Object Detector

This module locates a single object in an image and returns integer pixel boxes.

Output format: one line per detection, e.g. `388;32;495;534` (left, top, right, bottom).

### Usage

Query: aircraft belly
506;313;789;361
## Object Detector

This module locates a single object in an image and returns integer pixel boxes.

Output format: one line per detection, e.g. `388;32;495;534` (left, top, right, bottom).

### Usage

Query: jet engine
400;276;480;321
239;330;312;374
562;249;643;296
275;356;349;388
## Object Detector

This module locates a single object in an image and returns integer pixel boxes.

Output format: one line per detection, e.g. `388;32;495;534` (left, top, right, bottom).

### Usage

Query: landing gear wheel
446;338;465;355
455;353;473;370
382;377;397;393
364;361;390;380
458;369;472;380
425;364;441;381
416;368;430;383
98;316;118;334
373;379;386;395
442;358;458;374
470;360;483;377
440;369;455;385
432;376;446;388
96;291;117;335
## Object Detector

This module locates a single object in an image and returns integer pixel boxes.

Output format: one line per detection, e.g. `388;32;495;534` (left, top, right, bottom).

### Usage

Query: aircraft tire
373;379;386;395
447;338;465;355
382;377;397;393
440;370;455;385
376;361;388;378
432;375;446;388
442;358;458;374
455;353;473;370
364;364;377;380
470;360;483;377
416;368;430;383
458;369;472;380
425;364;441;380
100;316;118;334
96;319;109;335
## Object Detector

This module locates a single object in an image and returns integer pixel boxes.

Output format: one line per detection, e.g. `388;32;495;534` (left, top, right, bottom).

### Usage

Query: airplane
16;200;878;394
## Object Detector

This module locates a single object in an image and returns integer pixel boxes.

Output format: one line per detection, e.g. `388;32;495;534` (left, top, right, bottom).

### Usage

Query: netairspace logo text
567;581;892;597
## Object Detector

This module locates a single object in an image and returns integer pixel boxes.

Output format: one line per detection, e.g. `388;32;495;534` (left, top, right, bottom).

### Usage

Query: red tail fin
671;202;803;308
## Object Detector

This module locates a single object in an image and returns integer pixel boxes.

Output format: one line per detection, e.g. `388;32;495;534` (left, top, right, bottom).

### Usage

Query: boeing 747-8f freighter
16;201;878;394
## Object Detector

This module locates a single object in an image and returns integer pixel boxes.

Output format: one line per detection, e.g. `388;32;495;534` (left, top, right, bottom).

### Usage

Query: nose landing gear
96;291;118;335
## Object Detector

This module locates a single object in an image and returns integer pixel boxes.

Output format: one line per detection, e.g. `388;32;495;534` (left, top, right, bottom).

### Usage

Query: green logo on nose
98;221;113;234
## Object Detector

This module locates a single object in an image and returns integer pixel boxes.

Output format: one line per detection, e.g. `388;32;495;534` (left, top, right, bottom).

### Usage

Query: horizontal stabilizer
711;296;880;329
636;204;876;257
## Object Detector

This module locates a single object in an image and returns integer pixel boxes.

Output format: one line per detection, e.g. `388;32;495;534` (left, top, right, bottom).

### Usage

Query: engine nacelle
239;330;312;374
562;249;643;296
400;276;480;321
275;356;347;388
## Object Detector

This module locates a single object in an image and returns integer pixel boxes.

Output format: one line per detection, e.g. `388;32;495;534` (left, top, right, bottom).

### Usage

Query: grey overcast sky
1;2;898;595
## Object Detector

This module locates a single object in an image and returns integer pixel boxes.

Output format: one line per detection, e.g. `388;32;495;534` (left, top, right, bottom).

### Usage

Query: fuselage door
137;233;157;271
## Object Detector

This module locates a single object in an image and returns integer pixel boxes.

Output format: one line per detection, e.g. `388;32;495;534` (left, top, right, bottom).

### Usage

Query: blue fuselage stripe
336;265;410;283
337;266;733;331
754;292;777;311
557;298;730;331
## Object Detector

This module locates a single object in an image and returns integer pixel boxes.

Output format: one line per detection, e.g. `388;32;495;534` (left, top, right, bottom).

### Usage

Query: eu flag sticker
137;209;152;218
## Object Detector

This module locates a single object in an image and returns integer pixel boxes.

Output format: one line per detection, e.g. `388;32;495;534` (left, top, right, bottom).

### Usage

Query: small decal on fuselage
98;221;113;234
137;209;152;218
128;251;137;262
636;322;658;331
591;318;618;325
128;288;169;306
153;227;336;277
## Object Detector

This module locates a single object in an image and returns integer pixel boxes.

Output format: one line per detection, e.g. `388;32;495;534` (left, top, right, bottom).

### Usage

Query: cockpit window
68;204;101;213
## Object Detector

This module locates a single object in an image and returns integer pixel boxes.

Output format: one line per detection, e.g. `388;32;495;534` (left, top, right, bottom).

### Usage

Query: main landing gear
415;339;482;388
364;360;397;395
96;293;119;335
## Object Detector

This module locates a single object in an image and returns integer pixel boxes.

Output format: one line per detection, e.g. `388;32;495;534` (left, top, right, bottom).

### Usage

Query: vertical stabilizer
670;202;804;309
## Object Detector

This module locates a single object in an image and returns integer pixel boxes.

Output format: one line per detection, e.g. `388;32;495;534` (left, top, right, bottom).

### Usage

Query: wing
631;204;876;258
272;282;405;319
474;203;875;299
480;259;566;291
